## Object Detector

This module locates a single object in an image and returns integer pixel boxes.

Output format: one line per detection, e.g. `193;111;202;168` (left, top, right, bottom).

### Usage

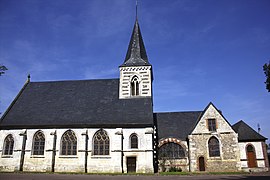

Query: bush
168;166;182;172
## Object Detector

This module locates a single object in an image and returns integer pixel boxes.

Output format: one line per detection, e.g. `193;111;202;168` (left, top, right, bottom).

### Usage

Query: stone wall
0;127;154;173
188;104;241;172
157;139;189;172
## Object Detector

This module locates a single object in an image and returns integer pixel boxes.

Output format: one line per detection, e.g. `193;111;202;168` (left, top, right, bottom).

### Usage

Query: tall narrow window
93;129;110;155
130;134;138;149
32;131;45;155
131;76;139;96
159;142;186;159
208;137;220;157
61;130;77;155
3;134;14;155
208;119;217;131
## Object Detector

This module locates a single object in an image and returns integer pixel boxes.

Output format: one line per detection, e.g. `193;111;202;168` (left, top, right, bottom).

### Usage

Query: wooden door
247;145;257;168
127;157;136;173
199;156;205;171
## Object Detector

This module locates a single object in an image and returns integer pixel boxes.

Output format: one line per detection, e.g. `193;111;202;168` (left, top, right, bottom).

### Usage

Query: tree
0;65;8;76
263;62;270;92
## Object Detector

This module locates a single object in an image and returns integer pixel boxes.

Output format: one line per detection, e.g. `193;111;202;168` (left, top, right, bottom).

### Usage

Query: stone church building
0;17;269;173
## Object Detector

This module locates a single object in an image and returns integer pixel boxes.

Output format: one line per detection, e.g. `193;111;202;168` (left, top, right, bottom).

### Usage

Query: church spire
121;2;150;67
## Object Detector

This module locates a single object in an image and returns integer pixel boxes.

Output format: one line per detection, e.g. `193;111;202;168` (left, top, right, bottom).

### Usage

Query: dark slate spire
121;19;150;67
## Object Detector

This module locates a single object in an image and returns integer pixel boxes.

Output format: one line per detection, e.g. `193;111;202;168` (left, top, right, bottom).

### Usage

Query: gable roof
0;79;153;129
190;102;233;134
120;19;150;67
155;111;202;140
232;120;267;142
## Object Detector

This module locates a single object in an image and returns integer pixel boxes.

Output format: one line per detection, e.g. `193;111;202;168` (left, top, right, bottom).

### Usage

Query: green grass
0;171;252;176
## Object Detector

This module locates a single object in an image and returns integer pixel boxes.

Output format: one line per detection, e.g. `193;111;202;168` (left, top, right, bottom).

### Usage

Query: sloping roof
155;111;202;140
120;19;150;67
232;120;267;141
0;79;153;129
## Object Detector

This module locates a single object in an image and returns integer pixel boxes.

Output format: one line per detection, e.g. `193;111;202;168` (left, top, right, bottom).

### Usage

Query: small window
130;134;138;149
61;130;77;155
32;131;45;155
208;119;217;131
159;142;186;159
3;134;14;155
93;129;110;155
131;76;139;96
208;137;220;157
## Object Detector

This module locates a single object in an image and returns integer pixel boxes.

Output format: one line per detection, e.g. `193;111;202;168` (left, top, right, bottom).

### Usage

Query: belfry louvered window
32;131;45;155
93;129;110;155
208;137;220;157
130;134;138;149
3;134;14;155
61;130;77;155
159;142;186;159
131;76;139;96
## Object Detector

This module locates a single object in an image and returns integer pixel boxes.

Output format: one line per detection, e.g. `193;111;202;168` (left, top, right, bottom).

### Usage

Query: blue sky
0;0;269;143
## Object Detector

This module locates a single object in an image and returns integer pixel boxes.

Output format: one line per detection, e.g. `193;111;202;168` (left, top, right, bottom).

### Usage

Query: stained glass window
61;130;77;155
32;131;45;155
93;129;110;155
130;134;138;149
3;134;14;155
208;137;220;157
159;142;185;159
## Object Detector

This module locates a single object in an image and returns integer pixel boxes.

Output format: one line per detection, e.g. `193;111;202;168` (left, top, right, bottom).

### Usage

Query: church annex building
0;17;269;173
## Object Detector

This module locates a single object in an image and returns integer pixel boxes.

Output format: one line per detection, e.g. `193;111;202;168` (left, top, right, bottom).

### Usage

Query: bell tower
119;18;152;99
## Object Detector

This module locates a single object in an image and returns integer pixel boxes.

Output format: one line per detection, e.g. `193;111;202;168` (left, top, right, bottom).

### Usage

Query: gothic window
3;134;14;155
208;137;220;157
32;131;45;155
130;134;138;149
131;76;139;96
159;142;185;159
93;129;110;155
208;119;217;131
61;130;77;155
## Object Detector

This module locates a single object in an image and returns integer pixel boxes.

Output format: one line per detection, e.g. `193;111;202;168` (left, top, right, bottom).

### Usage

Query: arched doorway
246;145;257;168
198;156;205;171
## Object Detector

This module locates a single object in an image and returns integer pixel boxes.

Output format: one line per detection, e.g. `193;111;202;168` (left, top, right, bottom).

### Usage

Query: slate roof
121;19;150;67
232;120;267;142
155;111;202;140
0;79;153;129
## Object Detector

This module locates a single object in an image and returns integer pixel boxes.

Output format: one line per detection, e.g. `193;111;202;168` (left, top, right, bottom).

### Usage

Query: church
0;15;269;173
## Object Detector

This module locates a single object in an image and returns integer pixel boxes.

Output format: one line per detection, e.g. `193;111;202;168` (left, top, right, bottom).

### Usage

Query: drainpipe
121;132;124;173
50;130;57;172
19;130;27;171
82;130;88;173
187;137;191;172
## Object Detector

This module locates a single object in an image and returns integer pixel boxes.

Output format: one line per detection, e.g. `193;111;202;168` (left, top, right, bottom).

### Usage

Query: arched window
32;131;45;155
130;134;138;149
93;129;110;155
61;130;77;155
159;142;185;159
208;137;220;157
3;134;14;155
131;76;139;96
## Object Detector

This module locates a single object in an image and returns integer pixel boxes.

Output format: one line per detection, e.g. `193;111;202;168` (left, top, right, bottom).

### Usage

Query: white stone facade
119;66;152;99
0;127;154;173
238;141;269;171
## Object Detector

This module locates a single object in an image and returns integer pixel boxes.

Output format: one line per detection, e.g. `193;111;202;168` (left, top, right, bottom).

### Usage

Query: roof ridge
29;78;119;83
155;111;202;114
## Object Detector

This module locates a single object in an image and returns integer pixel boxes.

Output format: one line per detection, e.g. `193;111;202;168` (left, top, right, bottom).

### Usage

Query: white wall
0;127;154;173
